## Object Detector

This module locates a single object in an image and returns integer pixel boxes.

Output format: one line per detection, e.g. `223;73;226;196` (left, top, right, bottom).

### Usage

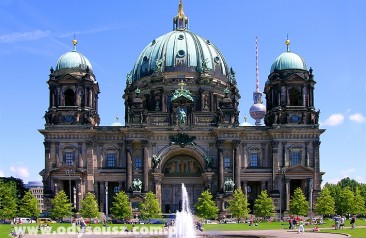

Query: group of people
334;215;356;230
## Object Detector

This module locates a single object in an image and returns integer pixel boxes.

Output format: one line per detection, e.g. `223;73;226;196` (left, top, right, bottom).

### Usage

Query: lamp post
105;182;109;223
309;178;314;222
73;187;76;209
54;183;58;195
277;167;286;221
66;169;74;224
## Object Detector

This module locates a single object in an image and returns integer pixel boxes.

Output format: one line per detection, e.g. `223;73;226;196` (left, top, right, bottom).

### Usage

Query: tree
18;191;40;218
195;190;219;220
254;190;275;219
289;187;309;217
351;188;365;215
110;191;132;220
0;180;18;220
227;189;250;221
51;190;71;221
80;192;100;220
337;187;354;215
139;192;161;221
315;187;335;217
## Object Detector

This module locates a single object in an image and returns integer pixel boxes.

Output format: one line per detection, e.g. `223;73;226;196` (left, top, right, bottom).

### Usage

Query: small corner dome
270;51;307;73
55;39;93;72
56;51;93;72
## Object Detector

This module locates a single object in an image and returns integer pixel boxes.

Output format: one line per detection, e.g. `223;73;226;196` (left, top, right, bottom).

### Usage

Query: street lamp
277;167;286;221
73;187;76;209
105;182;109;223
309;178;314;222
66;169;75;224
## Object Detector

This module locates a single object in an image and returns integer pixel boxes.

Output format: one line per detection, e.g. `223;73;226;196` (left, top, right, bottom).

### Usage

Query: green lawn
1;219;365;237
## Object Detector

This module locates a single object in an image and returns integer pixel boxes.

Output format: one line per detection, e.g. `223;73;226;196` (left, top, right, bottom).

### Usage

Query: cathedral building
40;1;324;217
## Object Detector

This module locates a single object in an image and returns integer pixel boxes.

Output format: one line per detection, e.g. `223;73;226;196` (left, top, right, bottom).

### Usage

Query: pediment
57;73;79;81
285;165;313;175
285;73;307;82
51;165;85;176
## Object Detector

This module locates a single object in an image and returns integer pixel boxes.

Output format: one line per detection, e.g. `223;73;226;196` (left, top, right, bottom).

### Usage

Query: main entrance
161;155;204;213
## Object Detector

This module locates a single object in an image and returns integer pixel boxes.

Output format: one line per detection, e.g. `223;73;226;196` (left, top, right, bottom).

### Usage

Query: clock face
65;115;74;123
291;114;300;123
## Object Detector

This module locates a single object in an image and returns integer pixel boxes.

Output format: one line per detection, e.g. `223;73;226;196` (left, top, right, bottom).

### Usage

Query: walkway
24;229;349;238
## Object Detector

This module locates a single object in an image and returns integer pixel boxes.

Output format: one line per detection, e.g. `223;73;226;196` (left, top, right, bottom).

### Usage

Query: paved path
24;229;349;238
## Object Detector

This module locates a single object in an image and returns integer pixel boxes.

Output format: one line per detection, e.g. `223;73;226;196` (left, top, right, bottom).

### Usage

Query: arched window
289;145;303;166
289;87;301;106
64;88;75;106
247;146;261;168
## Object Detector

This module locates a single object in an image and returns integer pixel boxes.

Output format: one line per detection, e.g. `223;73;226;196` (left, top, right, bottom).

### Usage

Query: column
217;141;224;191
305;142;309;167
160;89;166;112
282;141;287;167
86;141;94;192
233;140;241;190
285;178;290;211
243;181;248;197
242;143;247;168
261;180;266;191
313;141;321;192
153;175;162;208
126;141;133;191
142;140;149;192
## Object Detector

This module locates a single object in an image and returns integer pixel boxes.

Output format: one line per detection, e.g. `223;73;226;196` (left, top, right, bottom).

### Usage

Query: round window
177;50;185;57
178;34;184;40
214;56;221;63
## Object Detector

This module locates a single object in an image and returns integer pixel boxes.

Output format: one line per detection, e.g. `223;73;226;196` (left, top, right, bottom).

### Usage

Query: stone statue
179;108;186;124
126;72;132;86
152;155;161;169
132;179;142;192
224;178;235;192
204;155;213;169
155;59;163;73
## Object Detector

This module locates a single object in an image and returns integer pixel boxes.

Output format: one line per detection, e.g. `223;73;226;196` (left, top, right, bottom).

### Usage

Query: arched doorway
161;155;204;213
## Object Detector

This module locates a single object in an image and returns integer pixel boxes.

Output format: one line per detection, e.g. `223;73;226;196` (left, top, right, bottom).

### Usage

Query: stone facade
40;1;324;217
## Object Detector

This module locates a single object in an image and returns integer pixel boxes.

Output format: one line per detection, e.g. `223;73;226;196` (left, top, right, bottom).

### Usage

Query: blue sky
0;0;365;186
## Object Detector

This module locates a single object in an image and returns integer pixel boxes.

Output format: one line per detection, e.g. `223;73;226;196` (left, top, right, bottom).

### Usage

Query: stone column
217;141;224;191
153;174;162;208
233;140;241;190
282;141;287;167
126;141;133;191
142;140;149;192
285;178;290;211
243;181;248;197
305;142;309;167
261;180;266;191
242;143;247;168
86;141;95;193
313;141;321;192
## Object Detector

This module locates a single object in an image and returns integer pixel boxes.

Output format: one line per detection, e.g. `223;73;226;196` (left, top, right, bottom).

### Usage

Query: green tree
315;187;335;217
80;192;100;220
227;189;250;221
337;187;354;215
51;190;71;221
289;187;310;216
18;191;40;218
351;188;366;215
110;191;132;219
0;180;18;220
139;192;161;221
195;190;219;220
253;190;275;219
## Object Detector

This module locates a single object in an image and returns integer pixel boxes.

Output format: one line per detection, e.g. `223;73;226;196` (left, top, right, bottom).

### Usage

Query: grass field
1;218;365;237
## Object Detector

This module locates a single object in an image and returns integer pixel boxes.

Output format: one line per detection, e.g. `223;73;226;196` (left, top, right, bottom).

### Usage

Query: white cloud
0;168;4;177
349;113;366;123
320;113;344;126
0;30;51;44
9;166;29;178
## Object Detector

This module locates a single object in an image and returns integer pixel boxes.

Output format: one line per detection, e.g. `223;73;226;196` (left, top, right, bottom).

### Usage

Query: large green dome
131;30;230;82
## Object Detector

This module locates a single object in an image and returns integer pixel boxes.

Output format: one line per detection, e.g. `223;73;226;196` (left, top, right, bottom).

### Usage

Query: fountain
172;183;196;238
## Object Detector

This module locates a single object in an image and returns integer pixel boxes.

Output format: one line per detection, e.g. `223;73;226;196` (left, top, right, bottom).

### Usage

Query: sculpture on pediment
152;155;161;170
204;155;213;169
224;178;235;192
132;179;142;192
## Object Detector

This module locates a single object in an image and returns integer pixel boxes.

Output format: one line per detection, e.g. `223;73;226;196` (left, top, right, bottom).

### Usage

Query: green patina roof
56;50;93;72
270;51;307;73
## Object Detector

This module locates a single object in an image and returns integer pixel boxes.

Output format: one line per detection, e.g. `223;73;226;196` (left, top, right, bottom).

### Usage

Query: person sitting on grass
311;226;319;232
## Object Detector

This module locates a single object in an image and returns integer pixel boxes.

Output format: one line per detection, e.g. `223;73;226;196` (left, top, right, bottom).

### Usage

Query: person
298;220;304;234
340;216;345;229
334;216;339;230
288;218;292;229
311;225;319;232
292;218;297;230
350;216;356;229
